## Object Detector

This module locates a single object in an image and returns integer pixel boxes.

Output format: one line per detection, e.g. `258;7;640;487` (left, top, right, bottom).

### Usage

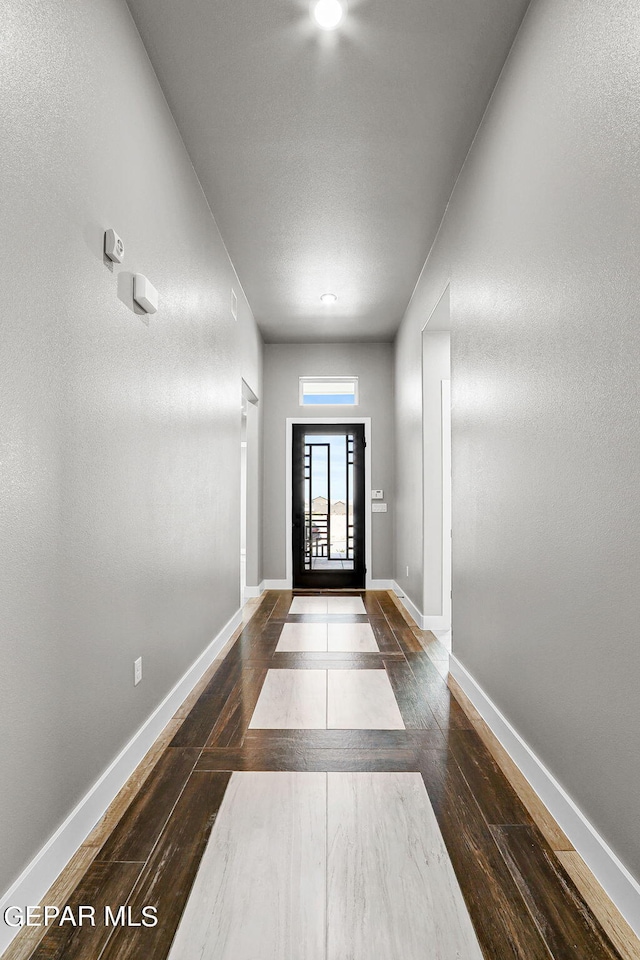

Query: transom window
299;377;359;406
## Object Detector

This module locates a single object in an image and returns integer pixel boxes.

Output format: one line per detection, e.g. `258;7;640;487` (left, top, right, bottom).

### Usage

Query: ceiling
126;0;530;342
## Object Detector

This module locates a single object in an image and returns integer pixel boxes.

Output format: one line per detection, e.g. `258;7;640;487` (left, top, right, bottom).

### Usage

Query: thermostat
104;229;124;263
133;274;159;314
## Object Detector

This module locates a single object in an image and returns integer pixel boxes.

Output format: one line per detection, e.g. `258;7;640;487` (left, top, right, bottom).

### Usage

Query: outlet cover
134;657;142;686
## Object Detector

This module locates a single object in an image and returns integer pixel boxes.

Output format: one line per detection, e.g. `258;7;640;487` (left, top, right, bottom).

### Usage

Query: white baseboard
261;578;290;590
0;606;243;955
368;578;395;590
449;655;640;938
243;584;265;599
391;582;425;629
422;615;450;630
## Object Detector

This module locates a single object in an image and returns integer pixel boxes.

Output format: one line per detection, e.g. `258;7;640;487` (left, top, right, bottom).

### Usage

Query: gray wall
263;344;394;582
0;0;262;899
395;0;640;881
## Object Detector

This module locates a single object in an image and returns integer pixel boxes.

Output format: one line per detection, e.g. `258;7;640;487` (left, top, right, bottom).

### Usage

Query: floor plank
98;772;231;960
327;596;366;614
166;772;326;960
289;597;328;614
327;772;484;960
205;665;268;747
275;622;327;651
327;621;378;652
243;727;447;750
368;615;404;654
470;718;574;851
383;659;440;729
249;669;327;729
449;729;536;828
27;861;143;960
419;752;554;959
95;747;199;863
327;669;405;730
556;852;640;960
492;825;626;960
196;746;423;772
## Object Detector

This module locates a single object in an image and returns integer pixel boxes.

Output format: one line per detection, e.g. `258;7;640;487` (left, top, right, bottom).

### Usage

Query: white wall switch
134;657;142;686
372;489;384;499
371;502;388;513
104;228;124;263
133;274;158;314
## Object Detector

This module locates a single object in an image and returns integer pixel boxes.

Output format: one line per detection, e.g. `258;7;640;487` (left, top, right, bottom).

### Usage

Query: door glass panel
304;433;355;571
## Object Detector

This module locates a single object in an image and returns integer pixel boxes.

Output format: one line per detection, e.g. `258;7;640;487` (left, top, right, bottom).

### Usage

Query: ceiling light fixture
312;0;345;31
320;293;337;304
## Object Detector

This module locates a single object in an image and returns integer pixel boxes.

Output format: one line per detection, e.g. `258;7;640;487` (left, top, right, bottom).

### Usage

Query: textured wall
262;343;395;582
0;0;262;898
395;0;640;879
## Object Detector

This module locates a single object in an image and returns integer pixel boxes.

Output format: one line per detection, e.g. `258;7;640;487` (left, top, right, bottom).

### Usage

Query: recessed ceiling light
320;293;337;304
312;0;345;31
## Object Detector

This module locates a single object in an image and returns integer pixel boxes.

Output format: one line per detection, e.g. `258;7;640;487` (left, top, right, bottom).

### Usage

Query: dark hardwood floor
14;591;626;960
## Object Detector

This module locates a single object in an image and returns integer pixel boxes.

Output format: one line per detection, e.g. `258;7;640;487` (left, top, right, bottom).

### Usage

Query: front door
292;423;366;589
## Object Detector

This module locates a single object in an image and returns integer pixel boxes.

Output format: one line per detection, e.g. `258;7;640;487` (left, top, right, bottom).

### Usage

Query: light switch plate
372;502;388;513
372;489;384;499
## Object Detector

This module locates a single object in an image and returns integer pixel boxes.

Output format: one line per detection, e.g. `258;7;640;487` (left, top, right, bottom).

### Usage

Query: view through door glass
292;424;365;589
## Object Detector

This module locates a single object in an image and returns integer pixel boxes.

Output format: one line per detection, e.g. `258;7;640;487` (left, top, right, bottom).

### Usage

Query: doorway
421;284;451;640
241;379;259;602
292;423;366;589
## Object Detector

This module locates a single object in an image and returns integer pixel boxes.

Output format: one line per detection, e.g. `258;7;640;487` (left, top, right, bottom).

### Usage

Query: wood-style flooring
3;591;633;960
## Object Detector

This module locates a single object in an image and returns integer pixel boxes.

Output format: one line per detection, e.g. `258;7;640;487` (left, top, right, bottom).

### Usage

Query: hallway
13;591;627;960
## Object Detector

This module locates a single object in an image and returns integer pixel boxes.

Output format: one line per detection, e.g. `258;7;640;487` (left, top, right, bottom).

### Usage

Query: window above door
299;377;359;406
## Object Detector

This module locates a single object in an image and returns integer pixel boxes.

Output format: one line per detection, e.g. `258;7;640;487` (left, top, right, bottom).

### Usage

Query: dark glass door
292;423;365;589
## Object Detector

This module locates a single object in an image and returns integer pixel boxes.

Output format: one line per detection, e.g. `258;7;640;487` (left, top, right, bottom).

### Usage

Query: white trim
242;584;265;599
298;376;359;406
0;606;243;955
285;418;373;589
422;615;450;631
391;581;426;629
261;579;290;590
369;579;395;590
420;282;451;334
441;379;452;629
449;655;640;938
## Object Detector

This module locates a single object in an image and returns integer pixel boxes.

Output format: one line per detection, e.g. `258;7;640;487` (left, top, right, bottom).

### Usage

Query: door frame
285;418;373;589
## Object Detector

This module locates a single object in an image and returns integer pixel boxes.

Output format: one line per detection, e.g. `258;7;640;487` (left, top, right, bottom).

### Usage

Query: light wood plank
327;772;484;960
276;622;327;651
166;772;326;960
289;597;328;614
557;852;640;960
447;676;484;724
249;669;327;729
327;622;378;652
327;670;405;730
327;596;366;614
